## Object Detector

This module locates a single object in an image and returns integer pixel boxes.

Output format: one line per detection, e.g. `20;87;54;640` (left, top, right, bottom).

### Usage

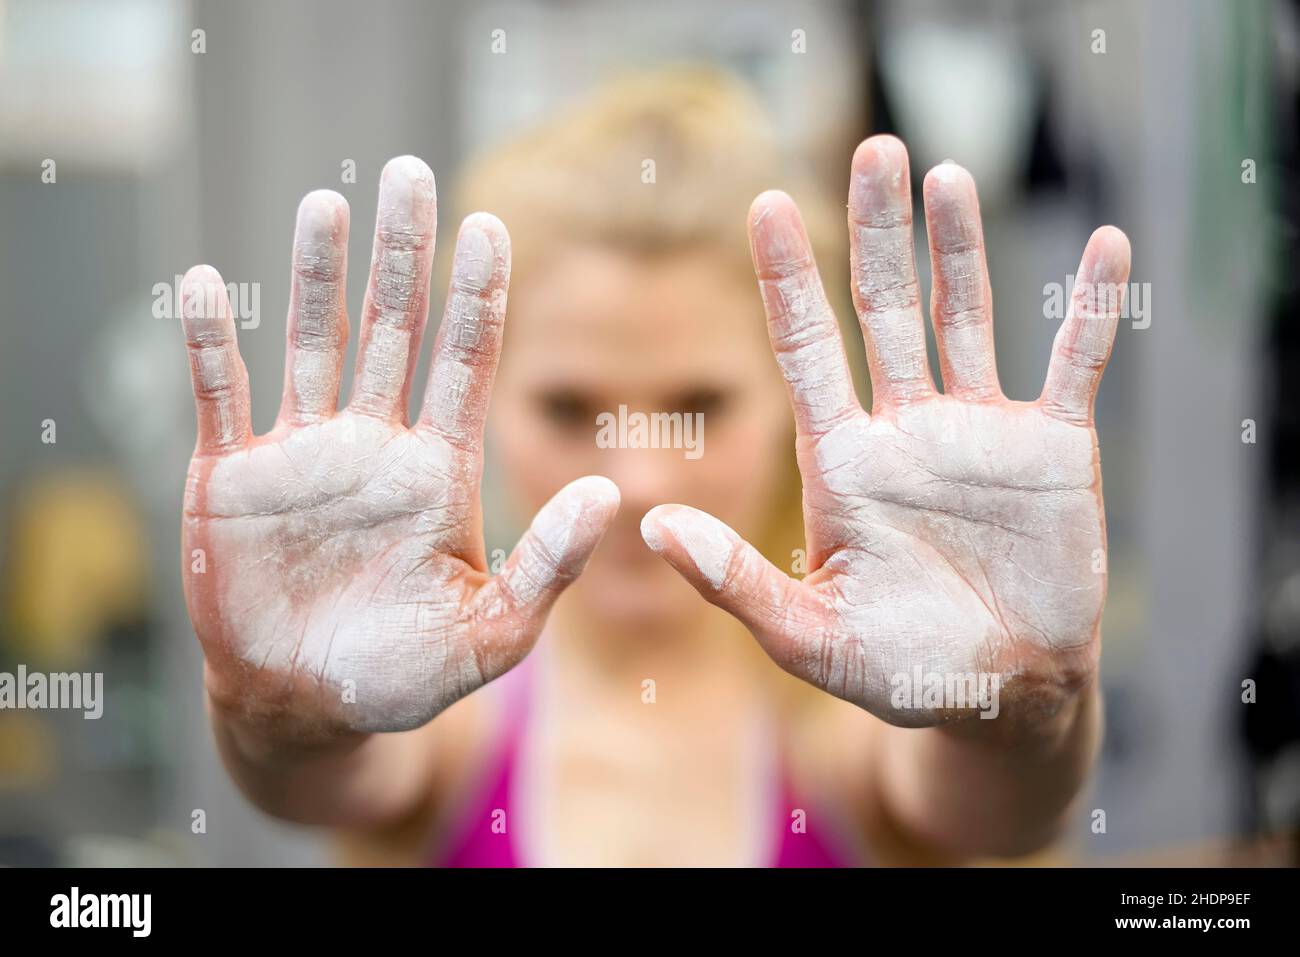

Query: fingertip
450;225;497;292
923;160;975;197
382;154;435;188
298;189;350;233
569;474;620;517
180;265;229;323
852;134;908;176
1092;224;1132;257
1083;225;1132;282
642;505;737;592
640;503;679;552
461;210;507;239
300;187;348;211
182;263;223;288
378;155;437;218
293;194;349;289
747;194;813;277
922;163;984;255
749;190;794;227
527;476;620;581
458;212;511;278
849;135;913;222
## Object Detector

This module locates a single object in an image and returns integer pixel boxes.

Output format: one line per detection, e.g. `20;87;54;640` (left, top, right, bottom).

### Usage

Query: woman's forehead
504;244;762;341
491;248;777;393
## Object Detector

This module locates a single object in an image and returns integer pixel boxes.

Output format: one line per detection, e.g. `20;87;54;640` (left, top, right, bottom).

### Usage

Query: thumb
473;475;619;669
640;504;815;669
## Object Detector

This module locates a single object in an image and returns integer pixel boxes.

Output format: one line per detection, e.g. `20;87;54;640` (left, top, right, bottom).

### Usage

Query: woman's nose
599;446;689;511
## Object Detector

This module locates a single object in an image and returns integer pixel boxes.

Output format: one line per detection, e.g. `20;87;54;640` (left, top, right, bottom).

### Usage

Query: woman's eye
536;393;591;429
674;389;728;417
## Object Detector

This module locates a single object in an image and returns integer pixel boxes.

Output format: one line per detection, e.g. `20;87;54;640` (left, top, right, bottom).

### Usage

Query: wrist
204;664;369;766
936;667;1099;760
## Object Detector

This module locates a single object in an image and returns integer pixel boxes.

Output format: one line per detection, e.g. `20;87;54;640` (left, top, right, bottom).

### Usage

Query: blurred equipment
4;470;147;666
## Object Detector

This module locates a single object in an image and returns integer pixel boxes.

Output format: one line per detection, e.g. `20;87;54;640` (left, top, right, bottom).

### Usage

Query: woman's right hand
179;156;618;745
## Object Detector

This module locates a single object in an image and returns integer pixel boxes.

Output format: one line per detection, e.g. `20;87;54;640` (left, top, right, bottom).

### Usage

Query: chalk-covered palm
180;157;618;736
642;137;1130;727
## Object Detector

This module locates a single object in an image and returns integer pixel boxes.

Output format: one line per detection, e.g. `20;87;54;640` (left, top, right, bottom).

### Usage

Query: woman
177;69;1130;866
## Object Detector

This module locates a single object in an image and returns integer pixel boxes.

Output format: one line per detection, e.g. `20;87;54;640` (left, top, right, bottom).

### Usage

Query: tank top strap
427;650;539;867
500;648;538;735
769;725;867;868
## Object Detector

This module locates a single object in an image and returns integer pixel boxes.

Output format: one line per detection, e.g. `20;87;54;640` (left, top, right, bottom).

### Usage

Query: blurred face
489;243;791;637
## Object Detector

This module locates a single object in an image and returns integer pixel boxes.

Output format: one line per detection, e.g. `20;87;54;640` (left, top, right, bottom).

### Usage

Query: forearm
206;692;440;829
874;675;1103;859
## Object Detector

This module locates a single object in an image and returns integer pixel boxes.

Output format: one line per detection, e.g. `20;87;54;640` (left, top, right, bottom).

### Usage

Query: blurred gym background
0;0;1295;866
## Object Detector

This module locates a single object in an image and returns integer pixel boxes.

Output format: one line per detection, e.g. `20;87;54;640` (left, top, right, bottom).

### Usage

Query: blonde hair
456;65;866;716
455;66;850;298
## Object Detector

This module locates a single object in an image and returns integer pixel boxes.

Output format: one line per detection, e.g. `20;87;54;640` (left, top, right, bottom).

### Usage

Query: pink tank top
427;652;865;867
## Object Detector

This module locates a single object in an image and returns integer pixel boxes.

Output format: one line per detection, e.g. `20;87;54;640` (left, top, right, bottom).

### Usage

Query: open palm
180;157;617;736
643;136;1129;727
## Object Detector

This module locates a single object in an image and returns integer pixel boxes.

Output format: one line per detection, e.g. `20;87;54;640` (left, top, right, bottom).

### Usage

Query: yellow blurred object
4;470;147;666
0;713;57;787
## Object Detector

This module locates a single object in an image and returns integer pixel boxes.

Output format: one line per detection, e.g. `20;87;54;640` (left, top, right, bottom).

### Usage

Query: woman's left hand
642;135;1130;733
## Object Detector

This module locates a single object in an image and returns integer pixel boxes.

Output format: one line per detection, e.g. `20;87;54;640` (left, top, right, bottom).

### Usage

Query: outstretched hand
180;157;618;738
643;135;1129;729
